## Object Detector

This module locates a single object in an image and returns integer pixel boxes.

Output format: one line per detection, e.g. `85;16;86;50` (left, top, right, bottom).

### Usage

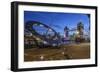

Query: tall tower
77;22;84;38
64;26;69;40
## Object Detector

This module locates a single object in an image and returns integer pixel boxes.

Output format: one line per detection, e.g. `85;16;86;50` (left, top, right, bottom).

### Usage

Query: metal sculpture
25;21;62;48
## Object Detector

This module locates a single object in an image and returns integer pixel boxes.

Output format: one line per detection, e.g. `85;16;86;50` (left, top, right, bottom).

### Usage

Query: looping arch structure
25;21;62;47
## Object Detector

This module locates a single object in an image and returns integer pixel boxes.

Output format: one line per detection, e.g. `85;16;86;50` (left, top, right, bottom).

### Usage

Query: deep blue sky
24;11;90;36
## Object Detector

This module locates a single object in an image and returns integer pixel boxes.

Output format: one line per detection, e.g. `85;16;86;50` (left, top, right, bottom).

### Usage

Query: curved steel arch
25;21;62;47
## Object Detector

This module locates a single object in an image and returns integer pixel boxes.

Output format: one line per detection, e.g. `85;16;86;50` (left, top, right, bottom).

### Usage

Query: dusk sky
24;11;90;36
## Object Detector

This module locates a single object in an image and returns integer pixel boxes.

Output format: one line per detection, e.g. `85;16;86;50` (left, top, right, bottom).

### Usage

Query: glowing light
39;24;44;27
62;52;65;55
76;31;79;34
40;55;44;60
43;41;48;44
48;29;52;32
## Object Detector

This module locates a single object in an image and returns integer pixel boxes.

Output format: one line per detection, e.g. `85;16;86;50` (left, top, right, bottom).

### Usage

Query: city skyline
24;11;90;36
